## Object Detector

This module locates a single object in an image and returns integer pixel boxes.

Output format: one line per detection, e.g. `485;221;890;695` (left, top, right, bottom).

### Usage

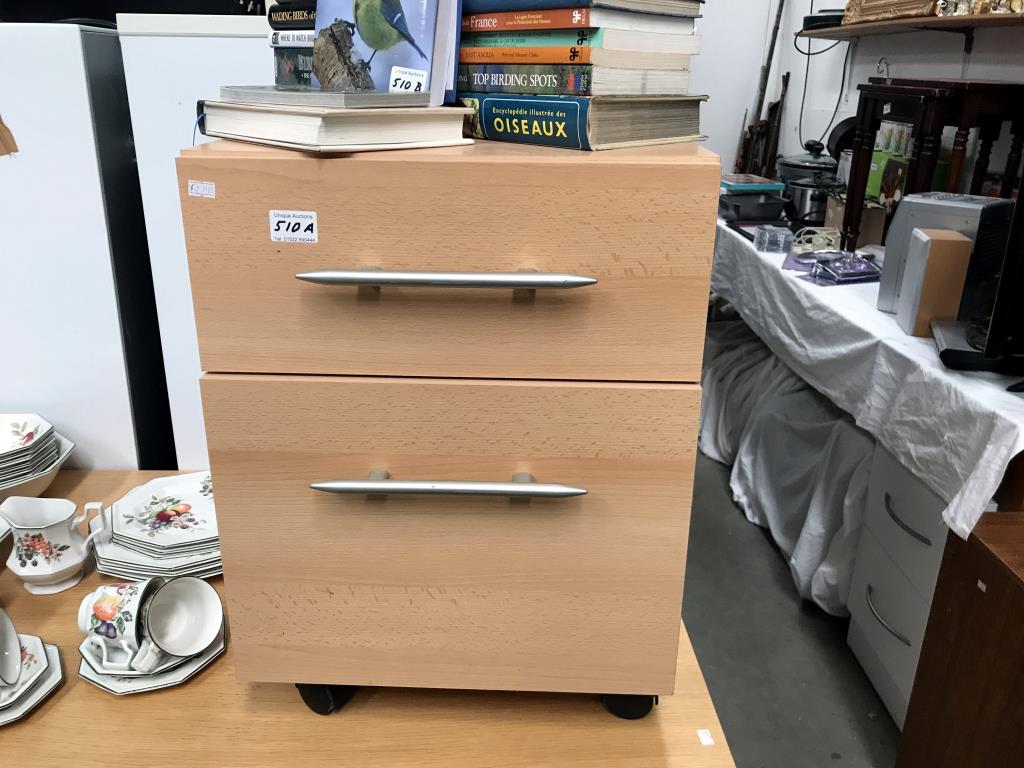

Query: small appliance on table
176;139;718;719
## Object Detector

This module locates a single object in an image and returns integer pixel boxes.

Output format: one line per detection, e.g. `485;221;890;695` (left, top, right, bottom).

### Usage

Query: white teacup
129;638;174;673
77;578;164;672
144;577;223;657
0;609;20;686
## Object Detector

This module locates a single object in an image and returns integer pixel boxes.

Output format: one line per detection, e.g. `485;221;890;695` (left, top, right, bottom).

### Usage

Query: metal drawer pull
866;584;912;648
295;268;597;290
310;469;587;498
884;492;933;547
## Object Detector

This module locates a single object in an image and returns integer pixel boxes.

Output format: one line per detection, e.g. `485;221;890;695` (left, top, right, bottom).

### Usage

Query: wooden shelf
799;13;1024;52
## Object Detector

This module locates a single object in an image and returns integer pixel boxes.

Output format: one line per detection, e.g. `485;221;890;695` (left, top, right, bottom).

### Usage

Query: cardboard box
896;228;972;338
825;196;887;246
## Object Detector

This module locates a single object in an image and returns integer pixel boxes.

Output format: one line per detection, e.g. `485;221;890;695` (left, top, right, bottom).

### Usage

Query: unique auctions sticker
187;180;216;198
269;209;317;243
389;65;428;93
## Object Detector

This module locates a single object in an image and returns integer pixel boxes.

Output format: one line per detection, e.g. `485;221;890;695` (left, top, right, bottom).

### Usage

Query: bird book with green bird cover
313;0;460;106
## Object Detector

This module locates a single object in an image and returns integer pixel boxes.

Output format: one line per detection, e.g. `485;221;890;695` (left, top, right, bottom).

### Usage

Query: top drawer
177;141;719;381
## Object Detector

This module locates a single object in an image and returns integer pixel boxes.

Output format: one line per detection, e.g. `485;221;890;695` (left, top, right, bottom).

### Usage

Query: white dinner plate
0;643;63;728
111;472;218;549
92;511;221;568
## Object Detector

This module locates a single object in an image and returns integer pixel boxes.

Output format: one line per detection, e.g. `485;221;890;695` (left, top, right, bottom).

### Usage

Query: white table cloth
711;221;1024;538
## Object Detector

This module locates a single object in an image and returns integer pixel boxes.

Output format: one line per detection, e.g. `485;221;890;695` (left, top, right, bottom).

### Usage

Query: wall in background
771;2;1024;180
689;0;775;172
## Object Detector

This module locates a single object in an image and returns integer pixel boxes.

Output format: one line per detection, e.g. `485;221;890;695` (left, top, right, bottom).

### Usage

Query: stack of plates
0;414;75;507
0;634;64;728
91;471;222;581
78;622;227;696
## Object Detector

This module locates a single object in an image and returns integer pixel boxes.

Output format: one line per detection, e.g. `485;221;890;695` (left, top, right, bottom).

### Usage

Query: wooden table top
0;470;733;767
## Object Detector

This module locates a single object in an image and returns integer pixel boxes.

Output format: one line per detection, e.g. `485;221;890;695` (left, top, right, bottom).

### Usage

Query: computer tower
878;193;1014;318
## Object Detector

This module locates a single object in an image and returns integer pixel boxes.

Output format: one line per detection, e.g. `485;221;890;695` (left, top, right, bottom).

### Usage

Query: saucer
78;638;189;678
0;643;63;728
78;623;225;695
0;635;48;709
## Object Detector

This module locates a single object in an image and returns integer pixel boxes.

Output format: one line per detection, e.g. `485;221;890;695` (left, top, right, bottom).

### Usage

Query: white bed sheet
701;321;874;615
711;222;1024;538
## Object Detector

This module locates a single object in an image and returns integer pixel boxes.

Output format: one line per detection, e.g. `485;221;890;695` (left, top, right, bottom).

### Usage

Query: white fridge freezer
117;14;273;470
0;23;174;469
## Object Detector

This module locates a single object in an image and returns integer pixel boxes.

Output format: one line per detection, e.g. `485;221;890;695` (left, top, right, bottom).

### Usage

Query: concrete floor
684;454;901;768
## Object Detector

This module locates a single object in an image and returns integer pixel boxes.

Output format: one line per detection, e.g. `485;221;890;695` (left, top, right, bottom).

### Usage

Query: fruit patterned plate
0;644;63;728
111;472;218;549
0;415;54;460
0;635;48;709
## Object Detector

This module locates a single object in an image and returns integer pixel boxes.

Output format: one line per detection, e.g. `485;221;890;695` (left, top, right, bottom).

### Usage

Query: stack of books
455;0;705;150
269;1;317;86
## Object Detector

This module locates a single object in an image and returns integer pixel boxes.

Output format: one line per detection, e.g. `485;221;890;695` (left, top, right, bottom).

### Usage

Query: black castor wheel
296;683;360;715
600;693;658;720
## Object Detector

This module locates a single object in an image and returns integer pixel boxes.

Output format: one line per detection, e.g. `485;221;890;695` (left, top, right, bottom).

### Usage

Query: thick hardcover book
314;0;461;104
462;0;700;16
460;92;597;148
269;1;317;29
462;7;697;32
458;91;704;150
458;63;592;95
464;27;598;46
458;62;688;95
270;30;317;47
461;45;595;64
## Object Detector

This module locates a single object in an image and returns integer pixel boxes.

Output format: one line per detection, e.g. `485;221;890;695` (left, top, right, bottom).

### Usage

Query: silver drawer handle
884;492;933;547
866;584;912;648
295;268;597;290
310;470;587;498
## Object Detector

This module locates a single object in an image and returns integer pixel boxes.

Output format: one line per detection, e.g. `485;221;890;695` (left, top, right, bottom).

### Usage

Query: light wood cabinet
177;140;719;699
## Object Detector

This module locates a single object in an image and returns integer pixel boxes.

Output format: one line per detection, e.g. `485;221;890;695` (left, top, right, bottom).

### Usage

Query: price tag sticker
389;66;428;94
269;209;318;243
187;180;216;198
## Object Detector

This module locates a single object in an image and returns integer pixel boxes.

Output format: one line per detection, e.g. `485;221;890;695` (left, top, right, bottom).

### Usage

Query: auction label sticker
187;180;216;198
269;209;318;243
390;66;428;93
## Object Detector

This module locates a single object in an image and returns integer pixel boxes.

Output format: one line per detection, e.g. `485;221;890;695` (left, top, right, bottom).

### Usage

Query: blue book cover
458;92;595;150
314;0;439;95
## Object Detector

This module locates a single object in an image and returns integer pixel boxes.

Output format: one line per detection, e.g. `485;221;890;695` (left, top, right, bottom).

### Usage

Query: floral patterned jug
0;496;106;594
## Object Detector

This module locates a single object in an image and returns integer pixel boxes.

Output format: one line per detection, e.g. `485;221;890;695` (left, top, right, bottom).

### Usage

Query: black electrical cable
795;0;850;147
819;42;852;142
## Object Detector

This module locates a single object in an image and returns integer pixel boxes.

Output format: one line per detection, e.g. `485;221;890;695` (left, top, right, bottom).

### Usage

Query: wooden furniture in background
177;141;720;712
0;470;734;767
897;513;1024;767
841;78;1024;250
801;12;1024;52
842;0;936;25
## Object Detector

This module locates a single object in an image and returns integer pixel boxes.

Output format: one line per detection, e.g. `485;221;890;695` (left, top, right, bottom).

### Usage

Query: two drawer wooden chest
177;139;719;713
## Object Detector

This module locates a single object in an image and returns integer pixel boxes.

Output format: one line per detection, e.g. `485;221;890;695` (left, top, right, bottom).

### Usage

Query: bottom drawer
848;528;931;702
201;373;700;695
848;619;909;729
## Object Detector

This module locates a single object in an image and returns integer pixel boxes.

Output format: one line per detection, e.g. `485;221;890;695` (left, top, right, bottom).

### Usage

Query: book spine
268;3;317;30
462;0;589;14
458;92;592;150
268;30;316;47
460;46;593;64
461;28;600;47
456;64;593;95
462;9;592;31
